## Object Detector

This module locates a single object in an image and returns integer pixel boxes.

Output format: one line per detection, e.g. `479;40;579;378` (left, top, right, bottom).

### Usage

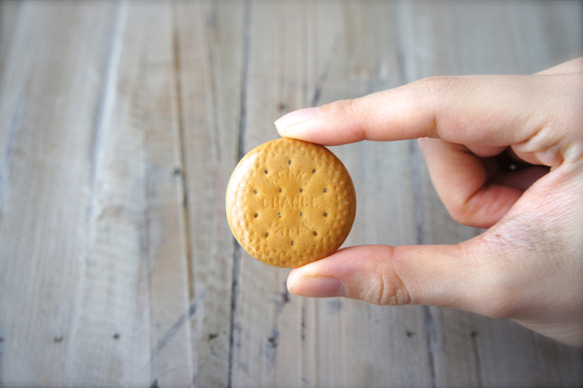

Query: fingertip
275;99;370;145
287;274;346;298
287;260;346;297
286;267;304;292
274;107;319;138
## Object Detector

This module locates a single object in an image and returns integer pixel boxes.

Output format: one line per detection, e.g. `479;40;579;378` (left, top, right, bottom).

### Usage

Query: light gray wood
171;1;245;386
0;1;132;385
0;0;582;387
0;0;22;71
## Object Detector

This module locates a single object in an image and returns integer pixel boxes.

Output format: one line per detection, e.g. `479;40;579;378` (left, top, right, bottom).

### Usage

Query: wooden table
1;1;582;386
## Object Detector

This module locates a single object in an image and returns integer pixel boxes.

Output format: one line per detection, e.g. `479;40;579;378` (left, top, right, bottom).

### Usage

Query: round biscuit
226;138;356;268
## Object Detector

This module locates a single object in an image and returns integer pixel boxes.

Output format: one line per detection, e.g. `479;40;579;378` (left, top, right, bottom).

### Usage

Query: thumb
288;242;507;318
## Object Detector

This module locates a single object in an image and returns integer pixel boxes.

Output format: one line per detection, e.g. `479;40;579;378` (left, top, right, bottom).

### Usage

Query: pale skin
274;57;583;348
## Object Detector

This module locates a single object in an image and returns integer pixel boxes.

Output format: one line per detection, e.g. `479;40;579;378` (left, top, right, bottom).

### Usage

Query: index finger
275;74;560;147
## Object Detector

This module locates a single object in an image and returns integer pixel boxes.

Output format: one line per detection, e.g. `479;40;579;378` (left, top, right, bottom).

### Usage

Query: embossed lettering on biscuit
226;138;356;268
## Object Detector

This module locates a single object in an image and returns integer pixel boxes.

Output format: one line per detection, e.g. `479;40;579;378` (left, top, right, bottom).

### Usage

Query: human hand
274;58;583;348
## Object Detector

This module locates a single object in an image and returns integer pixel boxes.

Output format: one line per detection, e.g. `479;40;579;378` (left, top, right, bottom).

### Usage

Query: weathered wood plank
0;0;23;71
171;0;245;385
0;1;582;387
230;2;309;384
0;1;136;385
104;3;195;386
63;1;153;382
507;0;583;74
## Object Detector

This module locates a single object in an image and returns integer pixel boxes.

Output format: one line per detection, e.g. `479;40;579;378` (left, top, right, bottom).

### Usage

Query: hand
274;58;583;348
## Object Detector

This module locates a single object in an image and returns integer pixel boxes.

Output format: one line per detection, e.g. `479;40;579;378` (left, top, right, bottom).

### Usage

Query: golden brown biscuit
226;138;356;268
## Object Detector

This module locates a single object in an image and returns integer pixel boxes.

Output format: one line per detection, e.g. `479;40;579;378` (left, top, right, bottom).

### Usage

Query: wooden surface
1;1;582;387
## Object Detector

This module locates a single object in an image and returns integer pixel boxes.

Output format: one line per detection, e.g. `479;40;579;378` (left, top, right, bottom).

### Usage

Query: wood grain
0;0;582;387
0;0;22;72
172;1;245;385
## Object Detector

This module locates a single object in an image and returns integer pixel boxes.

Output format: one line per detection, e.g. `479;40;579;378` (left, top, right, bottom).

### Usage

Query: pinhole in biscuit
225;138;356;268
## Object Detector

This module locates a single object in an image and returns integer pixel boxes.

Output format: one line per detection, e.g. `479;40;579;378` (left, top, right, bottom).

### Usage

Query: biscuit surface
226;138;356;268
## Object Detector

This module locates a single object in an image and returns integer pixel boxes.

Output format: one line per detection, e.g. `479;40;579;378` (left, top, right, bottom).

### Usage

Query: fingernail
288;276;345;298
274;107;318;133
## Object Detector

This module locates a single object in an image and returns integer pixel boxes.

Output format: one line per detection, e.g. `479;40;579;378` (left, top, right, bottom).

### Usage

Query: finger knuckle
411;75;461;138
447;189;494;228
327;98;367;139
448;204;476;227
362;263;412;306
413;76;458;105
322;98;359;118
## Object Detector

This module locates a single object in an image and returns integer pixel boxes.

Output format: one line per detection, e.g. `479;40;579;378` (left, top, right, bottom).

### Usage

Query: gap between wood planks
228;1;252;387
